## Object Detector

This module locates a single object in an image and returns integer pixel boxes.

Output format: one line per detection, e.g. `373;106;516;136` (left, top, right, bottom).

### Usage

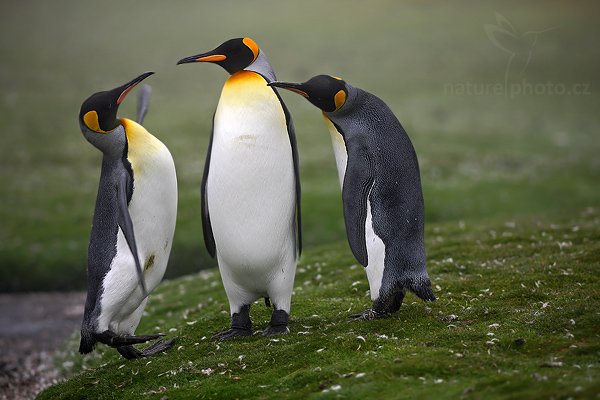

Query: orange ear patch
83;111;109;133
242;37;259;62
334;90;347;111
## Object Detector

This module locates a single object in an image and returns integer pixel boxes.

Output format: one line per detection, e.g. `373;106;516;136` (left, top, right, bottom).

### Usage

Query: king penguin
78;72;178;358
270;75;435;319
177;38;301;338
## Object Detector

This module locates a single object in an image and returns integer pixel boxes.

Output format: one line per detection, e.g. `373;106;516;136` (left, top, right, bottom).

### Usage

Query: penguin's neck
243;50;276;83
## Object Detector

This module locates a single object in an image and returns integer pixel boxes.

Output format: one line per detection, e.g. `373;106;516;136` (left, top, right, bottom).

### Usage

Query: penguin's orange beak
116;71;154;105
176;53;226;65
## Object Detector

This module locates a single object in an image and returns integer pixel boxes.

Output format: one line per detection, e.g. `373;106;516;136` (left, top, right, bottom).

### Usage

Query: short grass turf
39;208;600;399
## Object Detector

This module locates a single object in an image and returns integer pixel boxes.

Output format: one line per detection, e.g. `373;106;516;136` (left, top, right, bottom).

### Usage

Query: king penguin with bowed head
271;75;435;320
177;38;301;339
78;73;177;359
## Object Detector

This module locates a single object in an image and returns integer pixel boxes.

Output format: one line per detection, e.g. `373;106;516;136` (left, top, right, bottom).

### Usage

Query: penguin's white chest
207;71;296;287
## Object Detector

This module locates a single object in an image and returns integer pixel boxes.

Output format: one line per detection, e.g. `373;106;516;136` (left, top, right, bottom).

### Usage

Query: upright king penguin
177;38;301;338
78;73;178;358
270;75;435;319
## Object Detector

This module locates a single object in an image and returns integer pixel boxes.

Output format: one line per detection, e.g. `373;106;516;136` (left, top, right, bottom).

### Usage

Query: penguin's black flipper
341;135;375;267
116;172;148;297
272;88;302;255
201;113;216;258
136;84;152;124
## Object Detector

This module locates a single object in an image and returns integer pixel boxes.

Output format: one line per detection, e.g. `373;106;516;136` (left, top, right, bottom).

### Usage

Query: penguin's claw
350;309;381;320
212;328;253;340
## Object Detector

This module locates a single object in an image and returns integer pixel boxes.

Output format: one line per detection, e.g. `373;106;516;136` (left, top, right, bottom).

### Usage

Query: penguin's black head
176;37;259;75
269;75;348;113
79;72;154;133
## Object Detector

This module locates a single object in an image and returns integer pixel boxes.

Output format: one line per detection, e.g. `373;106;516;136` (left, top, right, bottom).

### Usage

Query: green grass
40;208;600;399
1;1;599;397
1;1;599;291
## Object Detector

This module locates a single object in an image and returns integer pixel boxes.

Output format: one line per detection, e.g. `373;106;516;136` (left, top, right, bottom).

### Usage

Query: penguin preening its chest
177;38;301;339
78;72;178;359
271;75;435;319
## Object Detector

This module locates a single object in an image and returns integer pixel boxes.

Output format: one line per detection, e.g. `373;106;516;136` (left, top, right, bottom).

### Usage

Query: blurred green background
1;1;598;292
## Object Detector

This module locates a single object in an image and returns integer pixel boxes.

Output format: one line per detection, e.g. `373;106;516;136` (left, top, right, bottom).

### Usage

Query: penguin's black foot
349;308;381;320
213;305;252;341
116;338;176;360
117;345;143;359
140;338;176;357
96;330;165;347
262;309;289;336
213;327;253;340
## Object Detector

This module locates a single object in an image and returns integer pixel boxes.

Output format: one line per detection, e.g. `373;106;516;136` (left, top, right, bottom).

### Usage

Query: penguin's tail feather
79;328;96;354
407;277;436;302
136;84;152;124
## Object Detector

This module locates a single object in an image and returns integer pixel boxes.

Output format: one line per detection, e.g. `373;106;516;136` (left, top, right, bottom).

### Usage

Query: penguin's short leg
213;304;252;340
373;288;406;315
350;289;406;320
112;299;175;359
263;308;290;336
262;257;295;335
117;345;143;359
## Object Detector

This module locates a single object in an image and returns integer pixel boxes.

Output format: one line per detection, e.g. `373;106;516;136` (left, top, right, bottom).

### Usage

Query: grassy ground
39;208;599;399
1;1;599;291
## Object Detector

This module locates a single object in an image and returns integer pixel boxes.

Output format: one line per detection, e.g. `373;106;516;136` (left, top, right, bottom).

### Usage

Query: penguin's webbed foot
116;338;176;360
97;330;165;347
349;308;381;320
117;345;143;359
213;327;253;340
213;305;252;341
140;338;176;357
262;309;289;336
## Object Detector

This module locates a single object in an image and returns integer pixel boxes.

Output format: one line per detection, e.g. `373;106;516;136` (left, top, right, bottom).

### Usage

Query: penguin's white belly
207;74;295;290
364;194;386;301
325;117;385;301
100;146;177;326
